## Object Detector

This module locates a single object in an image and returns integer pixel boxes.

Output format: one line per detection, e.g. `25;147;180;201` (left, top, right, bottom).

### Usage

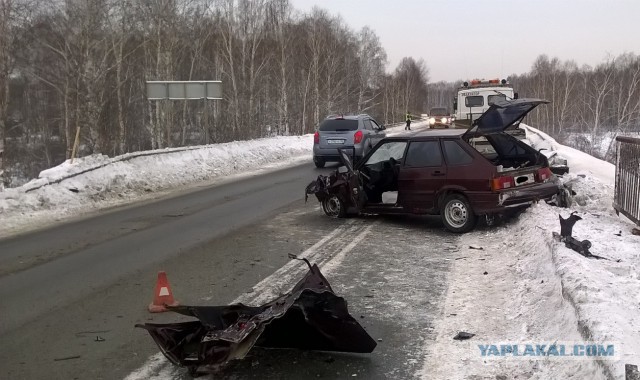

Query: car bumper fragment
498;179;562;207
136;259;376;376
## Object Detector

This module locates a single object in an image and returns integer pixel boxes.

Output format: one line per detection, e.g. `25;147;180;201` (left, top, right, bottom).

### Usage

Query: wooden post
70;126;81;164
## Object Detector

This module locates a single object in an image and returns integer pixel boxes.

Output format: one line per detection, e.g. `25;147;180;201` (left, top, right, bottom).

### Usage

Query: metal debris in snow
453;332;475;340
136;257;376;377
553;213;609;260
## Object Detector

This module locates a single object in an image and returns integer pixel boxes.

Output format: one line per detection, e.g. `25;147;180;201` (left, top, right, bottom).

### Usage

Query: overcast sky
290;0;640;82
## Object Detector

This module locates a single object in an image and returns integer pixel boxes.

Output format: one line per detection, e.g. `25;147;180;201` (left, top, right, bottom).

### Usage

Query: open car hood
463;98;549;138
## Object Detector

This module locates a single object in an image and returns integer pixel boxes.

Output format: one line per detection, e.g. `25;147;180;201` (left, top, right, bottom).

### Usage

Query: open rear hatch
462;98;549;139
463;98;556;189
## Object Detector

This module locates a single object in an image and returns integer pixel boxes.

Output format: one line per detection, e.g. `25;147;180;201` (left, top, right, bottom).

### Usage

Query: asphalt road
0;159;457;379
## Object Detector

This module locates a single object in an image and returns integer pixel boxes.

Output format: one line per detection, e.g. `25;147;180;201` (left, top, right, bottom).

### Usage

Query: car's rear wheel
314;157;325;168
322;194;346;218
441;194;477;233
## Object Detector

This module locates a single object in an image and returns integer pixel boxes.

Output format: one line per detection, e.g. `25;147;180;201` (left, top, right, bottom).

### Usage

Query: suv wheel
322;194;346;218
314;157;325;168
441;194;477;233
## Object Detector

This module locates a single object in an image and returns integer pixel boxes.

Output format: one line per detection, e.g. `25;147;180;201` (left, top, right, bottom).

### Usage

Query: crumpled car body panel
137;262;376;375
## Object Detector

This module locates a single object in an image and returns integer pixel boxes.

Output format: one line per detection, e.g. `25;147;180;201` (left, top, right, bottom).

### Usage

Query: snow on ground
422;125;640;379
1;120;639;378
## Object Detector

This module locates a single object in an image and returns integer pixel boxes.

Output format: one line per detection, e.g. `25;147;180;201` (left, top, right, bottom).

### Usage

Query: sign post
146;81;222;144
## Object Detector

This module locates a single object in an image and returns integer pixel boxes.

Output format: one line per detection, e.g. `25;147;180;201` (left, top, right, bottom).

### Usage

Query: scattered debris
94;336;105;342
483;271;488;275
53;355;81;362
137;257;376;376
453;332;475;340
559;212;581;237
454;257;468;261
627;364;640;380
74;329;110;337
469;245;483;250
615;230;622;236
633;228;640;236
554;213;610;260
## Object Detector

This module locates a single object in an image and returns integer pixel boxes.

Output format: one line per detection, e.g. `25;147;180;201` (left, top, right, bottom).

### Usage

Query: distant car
313;114;386;168
428;107;453;128
306;99;563;233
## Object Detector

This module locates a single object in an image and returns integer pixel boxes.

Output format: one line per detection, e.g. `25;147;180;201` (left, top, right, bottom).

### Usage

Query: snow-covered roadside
0;135;311;238
421;127;640;379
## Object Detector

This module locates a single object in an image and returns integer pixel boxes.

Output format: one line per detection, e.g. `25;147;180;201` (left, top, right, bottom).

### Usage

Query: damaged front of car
305;148;364;218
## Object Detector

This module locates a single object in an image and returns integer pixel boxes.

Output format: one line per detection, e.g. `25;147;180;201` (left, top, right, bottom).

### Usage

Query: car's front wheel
322;194;346;218
441;194;477;233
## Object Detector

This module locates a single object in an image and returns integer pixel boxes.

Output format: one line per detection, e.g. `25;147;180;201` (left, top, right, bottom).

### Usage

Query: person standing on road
405;112;412;130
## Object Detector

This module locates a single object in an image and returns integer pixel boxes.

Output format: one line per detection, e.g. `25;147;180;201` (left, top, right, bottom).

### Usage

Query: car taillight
354;130;363;144
491;175;515;191
537;167;553;181
314;131;319;144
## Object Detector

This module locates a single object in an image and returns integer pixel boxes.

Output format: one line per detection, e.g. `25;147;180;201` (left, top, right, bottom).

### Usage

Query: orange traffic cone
148;271;179;313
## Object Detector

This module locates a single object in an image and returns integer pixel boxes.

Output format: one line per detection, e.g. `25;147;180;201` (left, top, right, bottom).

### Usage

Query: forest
1;0;638;187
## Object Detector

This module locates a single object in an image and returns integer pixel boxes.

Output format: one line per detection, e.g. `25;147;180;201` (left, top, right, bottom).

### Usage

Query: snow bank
0;135;313;237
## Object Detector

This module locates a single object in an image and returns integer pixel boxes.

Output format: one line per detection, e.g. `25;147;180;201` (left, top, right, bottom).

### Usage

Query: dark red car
305;99;564;233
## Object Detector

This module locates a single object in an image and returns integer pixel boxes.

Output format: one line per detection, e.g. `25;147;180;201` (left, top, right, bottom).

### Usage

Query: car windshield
365;141;407;165
429;107;448;116
318;119;358;131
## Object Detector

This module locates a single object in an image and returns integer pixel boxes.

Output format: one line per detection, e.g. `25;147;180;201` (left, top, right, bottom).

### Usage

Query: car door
338;148;365;209
397;139;447;212
368;119;386;146
361;119;374;153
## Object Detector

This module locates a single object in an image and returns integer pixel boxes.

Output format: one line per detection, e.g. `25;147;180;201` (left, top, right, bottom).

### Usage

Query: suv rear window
429;108;448;116
319;119;358;131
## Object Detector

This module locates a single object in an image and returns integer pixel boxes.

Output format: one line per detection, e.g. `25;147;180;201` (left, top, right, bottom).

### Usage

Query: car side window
443;140;474;165
369;119;380;130
365;141;407;165
405;141;442;167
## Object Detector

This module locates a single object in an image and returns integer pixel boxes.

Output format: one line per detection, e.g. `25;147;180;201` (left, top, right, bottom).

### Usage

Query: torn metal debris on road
136;257;377;377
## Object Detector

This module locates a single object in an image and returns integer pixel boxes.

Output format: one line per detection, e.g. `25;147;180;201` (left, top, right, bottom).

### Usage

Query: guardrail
613;136;640;226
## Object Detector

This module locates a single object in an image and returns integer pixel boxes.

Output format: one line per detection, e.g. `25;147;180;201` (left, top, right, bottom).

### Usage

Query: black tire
440;194;477;233
314;157;325;168
322;194;346;218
